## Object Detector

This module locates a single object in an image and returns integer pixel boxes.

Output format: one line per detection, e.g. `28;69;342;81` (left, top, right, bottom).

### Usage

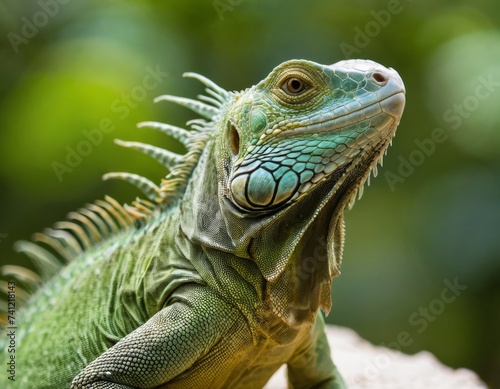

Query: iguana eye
281;77;309;95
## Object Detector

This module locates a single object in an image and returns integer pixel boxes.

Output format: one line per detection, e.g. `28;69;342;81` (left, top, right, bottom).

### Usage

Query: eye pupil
283;77;307;95
290;79;302;91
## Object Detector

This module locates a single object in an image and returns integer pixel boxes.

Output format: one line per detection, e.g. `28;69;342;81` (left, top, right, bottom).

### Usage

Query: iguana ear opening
228;123;240;156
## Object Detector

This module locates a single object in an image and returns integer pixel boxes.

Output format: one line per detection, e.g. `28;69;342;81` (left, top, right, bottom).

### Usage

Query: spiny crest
2;72;232;309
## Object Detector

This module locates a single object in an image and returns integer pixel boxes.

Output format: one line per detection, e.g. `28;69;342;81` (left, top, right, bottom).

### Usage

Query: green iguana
0;58;405;388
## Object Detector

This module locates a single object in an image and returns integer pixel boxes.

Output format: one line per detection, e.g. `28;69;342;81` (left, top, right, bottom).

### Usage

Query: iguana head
182;59;405;323
223;59;404;210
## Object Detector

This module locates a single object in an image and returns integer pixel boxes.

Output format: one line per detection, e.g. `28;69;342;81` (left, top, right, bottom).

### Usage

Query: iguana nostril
371;72;388;85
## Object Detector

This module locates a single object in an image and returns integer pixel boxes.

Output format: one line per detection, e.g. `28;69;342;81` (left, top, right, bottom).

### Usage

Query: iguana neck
178;136;342;326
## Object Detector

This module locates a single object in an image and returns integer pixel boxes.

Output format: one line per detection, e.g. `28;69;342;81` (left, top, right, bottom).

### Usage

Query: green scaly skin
0;59;405;388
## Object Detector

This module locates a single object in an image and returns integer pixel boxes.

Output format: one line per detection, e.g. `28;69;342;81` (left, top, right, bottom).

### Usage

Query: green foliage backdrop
1;0;499;386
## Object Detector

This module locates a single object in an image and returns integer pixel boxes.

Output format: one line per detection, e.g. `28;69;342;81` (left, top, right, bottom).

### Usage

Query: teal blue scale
292;163;306;173
273;166;290;180
300;170;314;184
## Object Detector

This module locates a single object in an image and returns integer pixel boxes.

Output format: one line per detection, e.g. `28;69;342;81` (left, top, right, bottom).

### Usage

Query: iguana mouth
270;91;406;140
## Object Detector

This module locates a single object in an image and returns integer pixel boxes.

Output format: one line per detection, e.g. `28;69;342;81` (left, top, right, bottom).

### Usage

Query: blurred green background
1;0;499;386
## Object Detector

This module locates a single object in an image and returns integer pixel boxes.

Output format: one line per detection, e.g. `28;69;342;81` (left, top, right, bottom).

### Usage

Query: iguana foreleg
287;314;346;389
71;285;242;388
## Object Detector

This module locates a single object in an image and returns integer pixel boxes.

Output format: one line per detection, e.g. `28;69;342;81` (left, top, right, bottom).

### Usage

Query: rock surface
264;325;486;389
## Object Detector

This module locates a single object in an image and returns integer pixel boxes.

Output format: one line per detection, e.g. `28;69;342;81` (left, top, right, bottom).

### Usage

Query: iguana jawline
271;91;405;140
